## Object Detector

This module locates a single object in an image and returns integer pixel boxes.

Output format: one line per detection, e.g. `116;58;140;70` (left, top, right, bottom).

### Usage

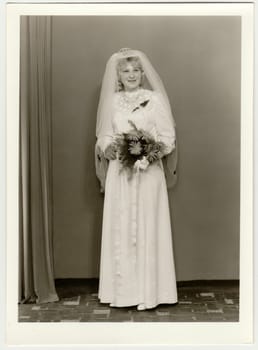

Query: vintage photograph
19;14;241;322
5;2;254;346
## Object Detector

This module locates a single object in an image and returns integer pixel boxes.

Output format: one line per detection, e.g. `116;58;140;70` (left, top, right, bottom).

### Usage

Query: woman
95;49;177;310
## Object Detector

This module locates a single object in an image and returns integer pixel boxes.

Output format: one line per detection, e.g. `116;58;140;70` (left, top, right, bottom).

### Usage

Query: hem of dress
98;297;178;309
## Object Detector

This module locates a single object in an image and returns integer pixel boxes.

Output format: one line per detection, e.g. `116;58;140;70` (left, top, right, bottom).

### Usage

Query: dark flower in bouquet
115;120;166;173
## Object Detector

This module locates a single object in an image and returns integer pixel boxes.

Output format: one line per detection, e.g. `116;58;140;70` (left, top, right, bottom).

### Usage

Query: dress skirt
98;157;178;309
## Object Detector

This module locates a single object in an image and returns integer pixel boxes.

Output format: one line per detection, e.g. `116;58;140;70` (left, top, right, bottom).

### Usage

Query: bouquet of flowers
115;120;166;174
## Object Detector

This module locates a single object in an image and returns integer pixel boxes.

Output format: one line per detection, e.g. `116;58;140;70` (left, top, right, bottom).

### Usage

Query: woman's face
118;61;143;92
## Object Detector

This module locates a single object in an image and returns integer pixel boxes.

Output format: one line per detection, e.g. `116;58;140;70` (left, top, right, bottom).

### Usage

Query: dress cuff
158;136;176;156
97;135;114;153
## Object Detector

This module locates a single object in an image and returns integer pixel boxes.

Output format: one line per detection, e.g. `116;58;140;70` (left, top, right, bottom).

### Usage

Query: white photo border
5;2;254;346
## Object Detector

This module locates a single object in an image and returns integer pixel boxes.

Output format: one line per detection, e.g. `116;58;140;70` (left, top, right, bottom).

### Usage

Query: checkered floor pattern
19;279;239;322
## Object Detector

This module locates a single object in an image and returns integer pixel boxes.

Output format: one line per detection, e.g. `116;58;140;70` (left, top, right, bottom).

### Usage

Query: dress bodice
112;89;158;139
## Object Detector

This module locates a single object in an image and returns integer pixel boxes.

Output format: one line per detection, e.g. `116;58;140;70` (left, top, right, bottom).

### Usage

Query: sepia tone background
51;16;241;280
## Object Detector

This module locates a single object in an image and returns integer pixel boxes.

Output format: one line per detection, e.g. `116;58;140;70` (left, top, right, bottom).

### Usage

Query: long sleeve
95;99;115;192
151;92;177;189
152;92;176;156
96;94;116;154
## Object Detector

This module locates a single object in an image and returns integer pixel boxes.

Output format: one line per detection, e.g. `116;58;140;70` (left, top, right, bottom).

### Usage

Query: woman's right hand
104;142;117;160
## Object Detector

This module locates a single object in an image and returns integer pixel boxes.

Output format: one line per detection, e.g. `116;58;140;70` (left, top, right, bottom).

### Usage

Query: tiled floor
19;279;239;322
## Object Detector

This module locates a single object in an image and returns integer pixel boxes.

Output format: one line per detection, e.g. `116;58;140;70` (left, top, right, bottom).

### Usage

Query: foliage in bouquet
115;120;166;172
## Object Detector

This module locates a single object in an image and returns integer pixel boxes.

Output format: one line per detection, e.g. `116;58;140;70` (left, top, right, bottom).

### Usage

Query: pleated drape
19;16;59;304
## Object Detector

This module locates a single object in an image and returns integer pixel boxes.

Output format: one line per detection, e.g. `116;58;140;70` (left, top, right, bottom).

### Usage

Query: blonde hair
116;56;143;73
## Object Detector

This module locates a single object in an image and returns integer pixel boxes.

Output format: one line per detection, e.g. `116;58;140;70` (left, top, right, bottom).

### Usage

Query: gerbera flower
129;141;142;155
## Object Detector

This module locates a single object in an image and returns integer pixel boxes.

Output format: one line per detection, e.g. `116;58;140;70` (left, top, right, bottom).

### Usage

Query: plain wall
52;16;241;280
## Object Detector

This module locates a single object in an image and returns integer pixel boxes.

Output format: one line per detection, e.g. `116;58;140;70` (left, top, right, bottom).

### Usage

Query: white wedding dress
98;89;177;309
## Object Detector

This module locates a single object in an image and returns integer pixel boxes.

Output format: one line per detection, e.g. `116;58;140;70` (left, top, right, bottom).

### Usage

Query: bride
95;48;178;311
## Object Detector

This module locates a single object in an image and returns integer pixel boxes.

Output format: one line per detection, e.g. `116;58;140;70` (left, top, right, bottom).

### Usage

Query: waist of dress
110;156;164;170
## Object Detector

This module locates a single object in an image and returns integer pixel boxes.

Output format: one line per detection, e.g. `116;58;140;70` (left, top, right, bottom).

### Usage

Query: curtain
19;16;59;304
